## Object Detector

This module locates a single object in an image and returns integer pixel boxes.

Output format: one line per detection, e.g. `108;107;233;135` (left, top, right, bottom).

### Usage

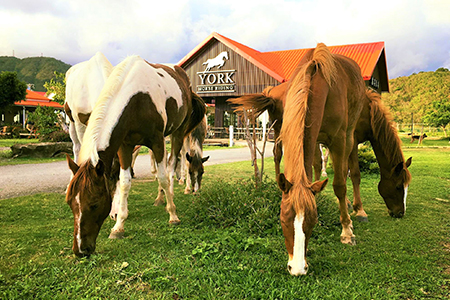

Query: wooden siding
183;40;280;97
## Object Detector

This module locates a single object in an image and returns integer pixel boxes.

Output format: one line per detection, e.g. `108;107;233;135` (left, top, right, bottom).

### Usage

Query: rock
11;142;73;158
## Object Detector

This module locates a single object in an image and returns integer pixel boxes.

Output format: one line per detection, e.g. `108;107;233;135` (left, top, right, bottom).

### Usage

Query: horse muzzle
389;210;404;218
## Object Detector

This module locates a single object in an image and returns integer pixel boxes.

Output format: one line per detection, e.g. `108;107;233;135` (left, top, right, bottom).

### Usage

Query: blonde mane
78;55;142;165
279;43;337;214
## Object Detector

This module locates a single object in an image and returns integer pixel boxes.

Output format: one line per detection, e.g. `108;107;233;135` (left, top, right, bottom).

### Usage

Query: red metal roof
178;32;387;83
14;90;64;109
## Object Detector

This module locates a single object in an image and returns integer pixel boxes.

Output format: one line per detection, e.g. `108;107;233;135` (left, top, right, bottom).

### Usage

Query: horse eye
90;204;99;211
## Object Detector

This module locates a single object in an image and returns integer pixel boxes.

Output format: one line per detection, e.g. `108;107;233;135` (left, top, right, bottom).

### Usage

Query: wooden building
178;32;389;128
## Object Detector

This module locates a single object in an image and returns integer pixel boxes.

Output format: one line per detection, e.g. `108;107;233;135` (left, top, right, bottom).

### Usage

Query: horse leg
149;150;158;180
109;145;133;239
329;141;355;246
68;122;81;164
153;136;180;224
313;143;322;181
320;144;329;177
348;143;368;222
109;180;120;220
273;139;283;177
179;137;189;186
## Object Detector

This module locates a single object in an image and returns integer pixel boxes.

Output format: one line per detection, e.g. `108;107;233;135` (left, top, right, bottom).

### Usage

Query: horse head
66;155;115;257
277;173;328;275
378;157;412;218
186;151;209;193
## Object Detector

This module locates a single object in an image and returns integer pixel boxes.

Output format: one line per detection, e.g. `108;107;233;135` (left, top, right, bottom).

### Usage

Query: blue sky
1;0;449;79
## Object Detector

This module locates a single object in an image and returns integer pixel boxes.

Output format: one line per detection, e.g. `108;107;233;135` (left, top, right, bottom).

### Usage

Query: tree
0;71;27;111
44;71;66;105
423;96;450;137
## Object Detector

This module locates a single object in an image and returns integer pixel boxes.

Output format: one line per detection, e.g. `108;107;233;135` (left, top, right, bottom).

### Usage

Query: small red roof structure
178;32;389;91
14;90;64;109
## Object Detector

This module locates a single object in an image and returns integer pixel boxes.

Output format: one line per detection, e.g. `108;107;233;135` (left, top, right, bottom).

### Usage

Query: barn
178;32;389;129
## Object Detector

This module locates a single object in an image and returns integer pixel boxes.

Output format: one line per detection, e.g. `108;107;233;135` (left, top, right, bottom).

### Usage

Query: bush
358;142;379;174
45;129;71;142
185;176;342;237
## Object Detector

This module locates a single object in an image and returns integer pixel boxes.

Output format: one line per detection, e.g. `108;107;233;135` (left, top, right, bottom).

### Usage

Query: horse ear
277;173;292;193
66;154;79;175
201;156;210;163
311;178;328;195
405;157;412;168
95;160;105;177
186;152;193;163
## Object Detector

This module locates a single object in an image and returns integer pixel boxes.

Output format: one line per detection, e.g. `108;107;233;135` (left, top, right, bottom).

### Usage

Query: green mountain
0;56;71;92
382;68;450;125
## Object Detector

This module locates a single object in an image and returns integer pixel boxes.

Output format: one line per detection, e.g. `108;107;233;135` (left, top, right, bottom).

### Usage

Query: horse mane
367;89;412;184
66;161;96;203
279;43;337;214
184;92;206;137
79;55;142;165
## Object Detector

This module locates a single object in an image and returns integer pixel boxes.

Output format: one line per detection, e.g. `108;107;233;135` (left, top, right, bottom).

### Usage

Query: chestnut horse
229;82;412;221
65;56;205;257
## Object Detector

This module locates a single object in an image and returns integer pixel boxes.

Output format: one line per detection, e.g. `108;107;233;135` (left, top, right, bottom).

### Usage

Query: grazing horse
229;79;412;221
65;55;205;257
178;115;209;194
64;52;113;164
202;51;228;72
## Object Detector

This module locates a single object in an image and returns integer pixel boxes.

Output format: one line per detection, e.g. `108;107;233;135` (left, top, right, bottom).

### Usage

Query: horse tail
279;43;336;214
185;91;206;137
228;91;277;119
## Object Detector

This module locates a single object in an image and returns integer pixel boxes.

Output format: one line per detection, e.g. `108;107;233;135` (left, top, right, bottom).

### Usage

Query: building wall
183;39;280;98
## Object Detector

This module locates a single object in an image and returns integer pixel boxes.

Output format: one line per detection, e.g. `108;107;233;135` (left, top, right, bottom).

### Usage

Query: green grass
0;148;449;299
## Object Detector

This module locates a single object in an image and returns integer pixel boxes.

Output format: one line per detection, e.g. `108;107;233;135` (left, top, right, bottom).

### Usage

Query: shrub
358;142;379;174
185;176;341;237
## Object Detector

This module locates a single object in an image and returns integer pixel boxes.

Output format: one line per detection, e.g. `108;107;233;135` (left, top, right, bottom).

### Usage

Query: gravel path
0;142;273;200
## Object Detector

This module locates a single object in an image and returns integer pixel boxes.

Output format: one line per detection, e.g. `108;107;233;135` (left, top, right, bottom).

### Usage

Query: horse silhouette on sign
202;51;228;72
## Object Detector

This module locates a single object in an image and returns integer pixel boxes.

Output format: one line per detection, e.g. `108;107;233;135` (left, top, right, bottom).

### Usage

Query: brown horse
229;81;412;221
65;56;205;257
232;43;367;275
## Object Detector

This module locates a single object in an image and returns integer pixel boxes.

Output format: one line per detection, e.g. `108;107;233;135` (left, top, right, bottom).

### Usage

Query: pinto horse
65;56;205;257
178;115;209;194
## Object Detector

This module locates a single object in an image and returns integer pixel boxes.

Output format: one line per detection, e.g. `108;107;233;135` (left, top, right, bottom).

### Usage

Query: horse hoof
169;219;181;226
184;189;191;195
178;179;184;185
356;215;369;223
109;230;125;239
341;235;356;245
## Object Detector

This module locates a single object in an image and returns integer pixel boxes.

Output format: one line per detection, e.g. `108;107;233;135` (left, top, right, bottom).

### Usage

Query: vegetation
44;71;66;105
382;68;450;132
0;146;449;299
27;106;70;142
0;71;27;111
0;56;71;92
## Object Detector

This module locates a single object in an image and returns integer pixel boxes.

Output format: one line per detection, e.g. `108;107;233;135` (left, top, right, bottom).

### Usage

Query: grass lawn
0;146;449;299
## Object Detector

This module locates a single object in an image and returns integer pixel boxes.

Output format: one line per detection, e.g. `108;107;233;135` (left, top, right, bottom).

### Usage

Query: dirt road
0;143;273;199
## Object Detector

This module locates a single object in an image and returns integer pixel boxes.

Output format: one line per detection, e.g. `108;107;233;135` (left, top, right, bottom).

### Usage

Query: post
229;125;234;147
22;107;26;129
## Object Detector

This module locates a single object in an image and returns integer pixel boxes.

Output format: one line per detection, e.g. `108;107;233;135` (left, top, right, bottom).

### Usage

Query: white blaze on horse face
288;213;308;276
403;185;408;213
193;171;200;192
75;193;84;254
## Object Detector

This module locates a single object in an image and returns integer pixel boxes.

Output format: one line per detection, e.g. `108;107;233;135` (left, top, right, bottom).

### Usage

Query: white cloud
0;0;449;79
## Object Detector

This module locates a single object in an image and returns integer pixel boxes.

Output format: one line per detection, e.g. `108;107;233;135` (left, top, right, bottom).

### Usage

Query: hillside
382;68;450;125
0;56;71;92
